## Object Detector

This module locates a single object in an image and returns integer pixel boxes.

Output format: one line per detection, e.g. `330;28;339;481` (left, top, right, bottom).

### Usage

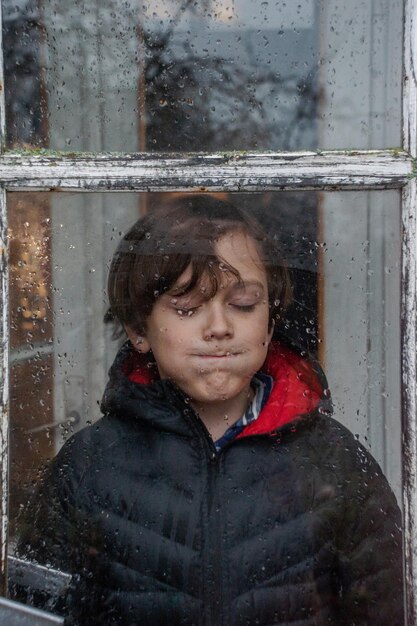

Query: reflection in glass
2;0;402;152
8;193;53;529
8;191;401;542
7;191;403;623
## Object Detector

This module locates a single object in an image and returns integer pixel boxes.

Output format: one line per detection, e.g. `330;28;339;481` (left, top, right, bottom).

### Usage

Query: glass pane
2;0;403;152
7;191;404;623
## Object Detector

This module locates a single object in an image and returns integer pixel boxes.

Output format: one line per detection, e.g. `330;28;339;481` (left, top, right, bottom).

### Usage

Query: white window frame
0;0;416;622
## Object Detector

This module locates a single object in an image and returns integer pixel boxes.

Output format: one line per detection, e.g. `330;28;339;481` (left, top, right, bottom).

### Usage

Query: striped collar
214;372;274;451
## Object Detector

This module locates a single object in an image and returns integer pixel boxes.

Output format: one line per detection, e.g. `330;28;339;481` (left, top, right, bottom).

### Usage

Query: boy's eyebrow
230;280;266;294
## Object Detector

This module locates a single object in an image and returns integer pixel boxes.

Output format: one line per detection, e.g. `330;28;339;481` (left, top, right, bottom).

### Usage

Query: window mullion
402;0;417;623
0;150;412;192
404;0;417;158
0;0;5;154
0;185;8;598
402;180;417;626
0;0;8;598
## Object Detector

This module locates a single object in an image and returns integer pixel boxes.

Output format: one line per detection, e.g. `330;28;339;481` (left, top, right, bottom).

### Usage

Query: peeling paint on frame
0;150;412;191
0;186;8;597
402;0;417;623
0;0;8;599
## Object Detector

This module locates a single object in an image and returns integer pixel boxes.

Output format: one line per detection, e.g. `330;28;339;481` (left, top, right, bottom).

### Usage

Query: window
0;0;415;623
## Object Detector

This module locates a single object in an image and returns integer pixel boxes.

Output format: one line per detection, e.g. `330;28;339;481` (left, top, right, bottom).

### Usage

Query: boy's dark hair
107;195;292;335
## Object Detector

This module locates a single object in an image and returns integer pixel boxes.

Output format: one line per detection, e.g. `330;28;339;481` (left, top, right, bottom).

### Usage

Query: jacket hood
101;340;332;439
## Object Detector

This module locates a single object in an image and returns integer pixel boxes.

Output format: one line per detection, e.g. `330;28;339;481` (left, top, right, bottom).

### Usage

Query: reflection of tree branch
141;0;318;151
147;52;304;97
147;58;318;150
282;69;318;148
144;0;211;53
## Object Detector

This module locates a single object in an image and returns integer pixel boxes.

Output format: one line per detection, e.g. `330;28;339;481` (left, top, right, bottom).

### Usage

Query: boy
18;195;403;625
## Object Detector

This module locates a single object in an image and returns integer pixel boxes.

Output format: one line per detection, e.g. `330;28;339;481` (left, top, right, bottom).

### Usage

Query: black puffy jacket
18;341;404;625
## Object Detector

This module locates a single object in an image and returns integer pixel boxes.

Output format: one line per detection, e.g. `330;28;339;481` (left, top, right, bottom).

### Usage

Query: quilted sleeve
14;437;101;624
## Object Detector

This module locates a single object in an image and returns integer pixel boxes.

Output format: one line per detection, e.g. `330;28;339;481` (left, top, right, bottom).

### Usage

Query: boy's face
127;230;273;412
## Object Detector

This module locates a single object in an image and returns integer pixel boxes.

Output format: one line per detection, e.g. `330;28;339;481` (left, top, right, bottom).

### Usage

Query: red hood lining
123;342;323;437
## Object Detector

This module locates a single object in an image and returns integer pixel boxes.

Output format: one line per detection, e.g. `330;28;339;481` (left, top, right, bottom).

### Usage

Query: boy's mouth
193;351;242;358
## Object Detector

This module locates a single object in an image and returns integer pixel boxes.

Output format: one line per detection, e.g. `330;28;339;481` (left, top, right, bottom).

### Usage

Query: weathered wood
404;0;417;158
0;0;7;599
0;187;8;597
402;182;417;626
403;0;417;624
0;150;411;191
0;1;5;154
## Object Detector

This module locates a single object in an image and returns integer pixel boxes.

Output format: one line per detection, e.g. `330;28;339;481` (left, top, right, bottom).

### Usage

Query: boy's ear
125;326;152;353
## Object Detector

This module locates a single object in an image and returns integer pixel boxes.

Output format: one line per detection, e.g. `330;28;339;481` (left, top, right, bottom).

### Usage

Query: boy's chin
181;376;252;406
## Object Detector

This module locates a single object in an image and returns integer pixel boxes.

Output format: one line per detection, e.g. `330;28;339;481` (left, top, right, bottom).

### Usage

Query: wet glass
2;0;403;152
7;190;403;621
8;190;401;527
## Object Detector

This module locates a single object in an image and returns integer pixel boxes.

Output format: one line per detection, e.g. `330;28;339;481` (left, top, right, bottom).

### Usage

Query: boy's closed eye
226;282;266;312
168;284;266;317
168;296;203;317
173;303;258;317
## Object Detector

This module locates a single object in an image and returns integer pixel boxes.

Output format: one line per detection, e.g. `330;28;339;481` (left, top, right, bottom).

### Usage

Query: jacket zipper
179;400;226;626
206;451;224;626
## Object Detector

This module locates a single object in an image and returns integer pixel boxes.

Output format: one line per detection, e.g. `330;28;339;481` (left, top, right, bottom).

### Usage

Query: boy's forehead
167;232;268;296
219;227;262;252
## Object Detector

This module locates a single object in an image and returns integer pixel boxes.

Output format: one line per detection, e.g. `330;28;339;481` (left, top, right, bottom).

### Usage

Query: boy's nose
203;304;233;340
